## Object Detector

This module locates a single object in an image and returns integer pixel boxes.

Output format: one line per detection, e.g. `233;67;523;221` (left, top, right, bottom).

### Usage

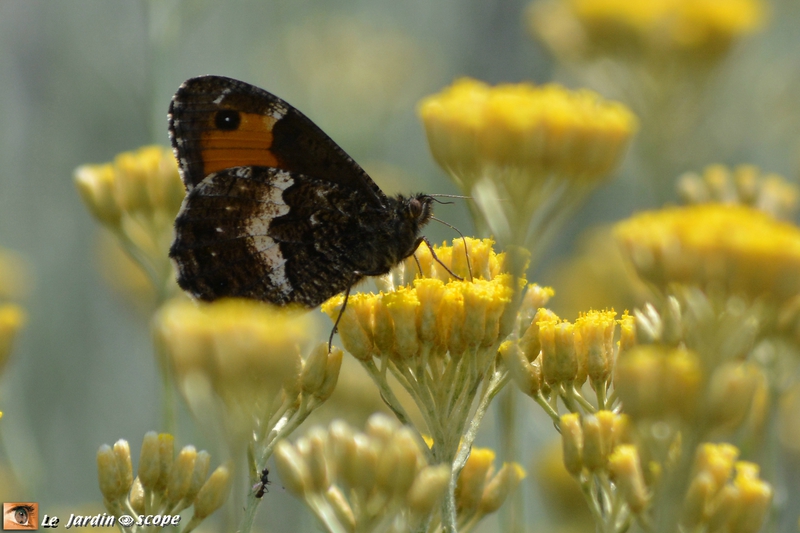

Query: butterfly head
402;193;435;230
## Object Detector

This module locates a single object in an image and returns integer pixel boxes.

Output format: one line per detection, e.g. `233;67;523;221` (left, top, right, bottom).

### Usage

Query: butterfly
168;75;447;309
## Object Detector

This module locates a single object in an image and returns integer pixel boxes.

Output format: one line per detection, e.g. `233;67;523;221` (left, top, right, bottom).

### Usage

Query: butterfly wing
170;165;373;306
168;75;386;207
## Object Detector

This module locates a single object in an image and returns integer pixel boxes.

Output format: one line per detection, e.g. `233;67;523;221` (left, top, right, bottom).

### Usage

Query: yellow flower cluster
155;298;340;442
274;415;450;533
419;78;636;247
322;238;538;531
74;145;185;299
558;414;772;533
419;78;636;186
615;345;764;433
322;238;516;363
614;204;800;305
529;0;765;60
677;164;799;220
97;432;230;533
502;309;627;410
75;145;184;229
681;444;772;533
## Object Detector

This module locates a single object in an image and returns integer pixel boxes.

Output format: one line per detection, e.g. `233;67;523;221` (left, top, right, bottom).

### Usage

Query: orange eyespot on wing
169;76;386;206
200;111;280;176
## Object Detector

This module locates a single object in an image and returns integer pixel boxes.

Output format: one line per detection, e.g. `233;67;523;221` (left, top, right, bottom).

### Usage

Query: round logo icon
117;515;134;527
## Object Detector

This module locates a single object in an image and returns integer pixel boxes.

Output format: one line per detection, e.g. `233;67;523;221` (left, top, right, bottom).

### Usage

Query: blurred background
1;0;799;531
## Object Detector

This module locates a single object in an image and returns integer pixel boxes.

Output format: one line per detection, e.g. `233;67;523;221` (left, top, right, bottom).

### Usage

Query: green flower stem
593;379;609;411
362;359;416;428
238;395;323;533
578;476;607;533
568;384;597;413
533;392;561;423
442;370;508;533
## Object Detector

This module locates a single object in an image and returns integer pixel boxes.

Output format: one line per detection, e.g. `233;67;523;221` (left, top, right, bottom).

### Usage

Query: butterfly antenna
427;193;473;200
328;286;352;352
430;198;455;205
430;216;473;282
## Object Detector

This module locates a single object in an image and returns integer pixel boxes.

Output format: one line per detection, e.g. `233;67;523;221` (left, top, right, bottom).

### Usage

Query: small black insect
253;467;271;498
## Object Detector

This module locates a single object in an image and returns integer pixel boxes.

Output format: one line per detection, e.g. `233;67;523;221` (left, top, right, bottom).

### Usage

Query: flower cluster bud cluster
615;204;800;307
273;414;451;533
528;0;765;63
323;238;516;364
74;145;185;298
558;414;772;533
677;164;799;221
418;78;636;246
681;444;772;533
321;238;518;457
418;78;636;187
155;298;341;443
97;432;230;533
75;145;184;232
502;308;631;411
615;345;764;434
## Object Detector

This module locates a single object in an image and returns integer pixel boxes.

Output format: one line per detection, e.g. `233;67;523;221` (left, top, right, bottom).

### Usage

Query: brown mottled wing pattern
168;75;386;207
170;166;386;306
168;76;430;307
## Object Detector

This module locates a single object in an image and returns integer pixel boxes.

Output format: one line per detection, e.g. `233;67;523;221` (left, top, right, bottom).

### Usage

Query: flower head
529;0;765;61
677;164;798;221
323;238;517;365
615;204;800;305
155;298;319;440
75;145;183;231
420;78;636;185
74;145;185;299
419;79;636;247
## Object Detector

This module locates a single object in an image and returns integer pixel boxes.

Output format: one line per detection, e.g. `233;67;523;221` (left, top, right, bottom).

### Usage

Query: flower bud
608;445;648;513
479;462;526;514
193;463;231;519
407;464;450;517
560;413;583;477
456;448;495;512
501;340;542;397
274;440;311;497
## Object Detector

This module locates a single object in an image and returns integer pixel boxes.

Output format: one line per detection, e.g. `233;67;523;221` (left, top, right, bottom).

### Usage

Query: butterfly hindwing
168;75;385;208
171;166;368;306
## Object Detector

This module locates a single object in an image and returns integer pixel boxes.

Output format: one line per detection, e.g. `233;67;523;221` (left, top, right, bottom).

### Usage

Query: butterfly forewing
168;75;385;207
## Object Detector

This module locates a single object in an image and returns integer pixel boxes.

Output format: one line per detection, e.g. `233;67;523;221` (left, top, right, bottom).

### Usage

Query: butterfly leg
412;253;423;276
328;285;352;352
420;237;465;281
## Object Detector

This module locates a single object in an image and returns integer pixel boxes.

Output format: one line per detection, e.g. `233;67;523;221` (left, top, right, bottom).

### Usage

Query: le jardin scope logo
3;503;38;530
